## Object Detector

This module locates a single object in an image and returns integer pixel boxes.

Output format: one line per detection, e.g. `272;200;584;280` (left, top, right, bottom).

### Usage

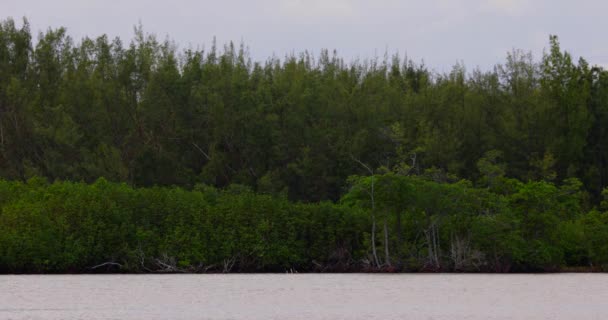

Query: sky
3;0;608;72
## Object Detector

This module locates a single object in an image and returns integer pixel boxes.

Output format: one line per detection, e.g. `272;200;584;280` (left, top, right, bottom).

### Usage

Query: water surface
1;274;607;319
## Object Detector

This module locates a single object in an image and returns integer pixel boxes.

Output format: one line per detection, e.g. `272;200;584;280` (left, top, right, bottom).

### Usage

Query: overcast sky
4;0;608;72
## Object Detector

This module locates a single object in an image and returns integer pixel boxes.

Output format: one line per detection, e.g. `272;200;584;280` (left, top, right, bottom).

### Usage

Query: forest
1;17;608;272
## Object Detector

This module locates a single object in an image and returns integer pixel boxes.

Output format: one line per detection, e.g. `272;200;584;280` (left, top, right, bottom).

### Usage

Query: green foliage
0;18;607;273
1;18;606;203
341;173;602;272
0;178;368;272
0;174;604;273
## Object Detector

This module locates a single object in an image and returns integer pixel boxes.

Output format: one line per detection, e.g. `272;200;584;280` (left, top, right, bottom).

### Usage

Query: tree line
2;17;608;272
2;18;608;202
1;173;607;273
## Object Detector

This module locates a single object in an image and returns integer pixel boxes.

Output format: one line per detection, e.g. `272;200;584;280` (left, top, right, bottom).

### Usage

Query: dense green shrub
0;175;607;273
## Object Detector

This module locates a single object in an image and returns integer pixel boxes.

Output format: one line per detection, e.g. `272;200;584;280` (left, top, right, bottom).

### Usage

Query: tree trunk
350;156;380;269
371;213;379;268
395;209;403;267
383;216;391;267
426;222;441;270
370;175;380;268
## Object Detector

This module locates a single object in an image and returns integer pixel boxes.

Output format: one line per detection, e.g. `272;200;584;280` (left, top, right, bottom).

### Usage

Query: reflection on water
1;274;608;320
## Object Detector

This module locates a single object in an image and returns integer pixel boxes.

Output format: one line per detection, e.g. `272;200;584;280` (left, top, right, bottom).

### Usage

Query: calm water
1;274;608;319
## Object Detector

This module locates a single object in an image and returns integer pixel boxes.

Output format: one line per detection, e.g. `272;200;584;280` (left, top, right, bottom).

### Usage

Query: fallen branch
89;262;123;270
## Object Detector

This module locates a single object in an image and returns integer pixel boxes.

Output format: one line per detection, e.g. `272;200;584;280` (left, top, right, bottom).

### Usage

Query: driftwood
89;262;123;270
154;254;186;273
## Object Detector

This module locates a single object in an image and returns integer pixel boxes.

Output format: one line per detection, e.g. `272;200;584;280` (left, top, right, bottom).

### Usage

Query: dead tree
222;256;236;273
351;155;381;268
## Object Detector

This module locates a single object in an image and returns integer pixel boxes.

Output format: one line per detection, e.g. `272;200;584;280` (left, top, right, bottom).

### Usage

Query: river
1;274;607;319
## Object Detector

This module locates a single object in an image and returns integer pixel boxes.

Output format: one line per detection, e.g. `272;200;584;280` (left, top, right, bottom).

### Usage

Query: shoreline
2;267;605;275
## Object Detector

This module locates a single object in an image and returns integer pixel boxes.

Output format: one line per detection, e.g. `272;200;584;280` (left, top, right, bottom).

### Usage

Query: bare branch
350;154;373;175
192;142;211;161
222;256;236;273
89;262;123;270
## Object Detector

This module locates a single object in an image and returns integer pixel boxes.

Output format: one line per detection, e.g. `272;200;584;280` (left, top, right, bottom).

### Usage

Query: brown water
1;274;607;319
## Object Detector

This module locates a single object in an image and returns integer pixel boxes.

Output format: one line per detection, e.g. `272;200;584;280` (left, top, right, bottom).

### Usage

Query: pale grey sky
3;0;608;71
